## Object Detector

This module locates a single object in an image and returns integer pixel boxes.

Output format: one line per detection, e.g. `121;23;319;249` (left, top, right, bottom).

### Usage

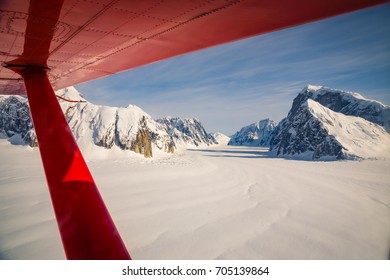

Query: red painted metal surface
1;0;388;95
21;68;131;260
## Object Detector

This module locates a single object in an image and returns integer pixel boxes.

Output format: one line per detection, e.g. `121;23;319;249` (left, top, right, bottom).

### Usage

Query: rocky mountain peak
156;117;217;147
0;87;218;157
56;86;87;102
270;87;390;160
0;95;37;146
292;85;390;132
228;118;277;147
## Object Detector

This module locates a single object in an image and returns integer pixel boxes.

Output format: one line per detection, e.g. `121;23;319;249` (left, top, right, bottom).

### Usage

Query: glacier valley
0;85;389;260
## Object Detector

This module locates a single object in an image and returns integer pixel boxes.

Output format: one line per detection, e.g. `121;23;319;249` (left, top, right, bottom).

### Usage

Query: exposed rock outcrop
228;119;277;147
0;95;36;147
270;90;390;160
0;87;216;157
156;117;218;148
296;85;390;132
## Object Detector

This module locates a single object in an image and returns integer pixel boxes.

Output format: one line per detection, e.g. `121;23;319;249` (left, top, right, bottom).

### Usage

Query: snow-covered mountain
212;132;230;145
270;86;390;160
57;87;175;158
0;87;217;158
0;95;37;146
156;117;217;148
228;119;277;147
295;85;390;132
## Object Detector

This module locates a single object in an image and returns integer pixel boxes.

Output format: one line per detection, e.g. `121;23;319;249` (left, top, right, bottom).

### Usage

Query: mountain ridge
294;85;390;132
156;116;218;148
269;85;390;159
228;118;277;147
0;87;219;158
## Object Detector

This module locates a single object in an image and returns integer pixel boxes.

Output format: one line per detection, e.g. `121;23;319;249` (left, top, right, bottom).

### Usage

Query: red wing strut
3;0;130;260
21;67;131;260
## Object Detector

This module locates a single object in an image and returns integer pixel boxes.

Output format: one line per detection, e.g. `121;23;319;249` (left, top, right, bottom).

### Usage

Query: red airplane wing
1;0;387;95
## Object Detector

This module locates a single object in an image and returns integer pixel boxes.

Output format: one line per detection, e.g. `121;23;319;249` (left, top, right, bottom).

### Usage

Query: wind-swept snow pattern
1;142;389;259
1;84;390;259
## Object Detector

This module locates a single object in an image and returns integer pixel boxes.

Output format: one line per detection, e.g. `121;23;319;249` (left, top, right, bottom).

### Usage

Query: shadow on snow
187;147;343;162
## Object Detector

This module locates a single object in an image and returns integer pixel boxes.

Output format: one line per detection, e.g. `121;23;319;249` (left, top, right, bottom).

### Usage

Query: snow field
1;141;389;259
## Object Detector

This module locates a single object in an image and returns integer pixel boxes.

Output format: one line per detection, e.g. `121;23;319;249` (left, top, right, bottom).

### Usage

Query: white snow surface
228;119;277;147
55;87;175;158
156;116;217;149
306;99;390;159
1;140;390;260
304;85;370;102
54;87;218;156
301;85;390;132
212;132;230;145
56;87;86;102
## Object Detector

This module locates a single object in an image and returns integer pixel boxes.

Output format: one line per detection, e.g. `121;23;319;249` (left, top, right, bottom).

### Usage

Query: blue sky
76;4;390;135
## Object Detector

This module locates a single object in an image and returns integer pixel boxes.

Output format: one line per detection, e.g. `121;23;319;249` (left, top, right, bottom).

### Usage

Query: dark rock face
23;130;38;147
228;119;277;147
133;129;152;157
270;86;390;160
149;130;175;154
298;86;390;132
93;123;116;149
1;89;217;157
1;94;175;158
0;96;37;147
156;117;217;147
64;103;174;158
131;116;153;158
270;101;344;159
164;140;175;153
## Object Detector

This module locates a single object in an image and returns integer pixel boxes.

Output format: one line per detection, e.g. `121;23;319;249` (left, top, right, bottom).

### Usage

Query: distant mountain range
156;117;218;148
0;95;36;146
228;119;277;147
0;87;222;158
1;85;389;160
230;85;390;160
294;85;390;132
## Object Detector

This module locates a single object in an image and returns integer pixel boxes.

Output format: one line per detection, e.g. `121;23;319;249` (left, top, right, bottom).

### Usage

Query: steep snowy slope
0;95;36;146
0;87;175;158
296;85;390;132
228;119;277;147
58;87;175;157
270;99;390;159
0;87;218;157
156;117;217;148
212;132;230;145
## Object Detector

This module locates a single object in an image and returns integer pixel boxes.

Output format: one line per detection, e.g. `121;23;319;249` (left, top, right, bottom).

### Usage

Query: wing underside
1;0;387;95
